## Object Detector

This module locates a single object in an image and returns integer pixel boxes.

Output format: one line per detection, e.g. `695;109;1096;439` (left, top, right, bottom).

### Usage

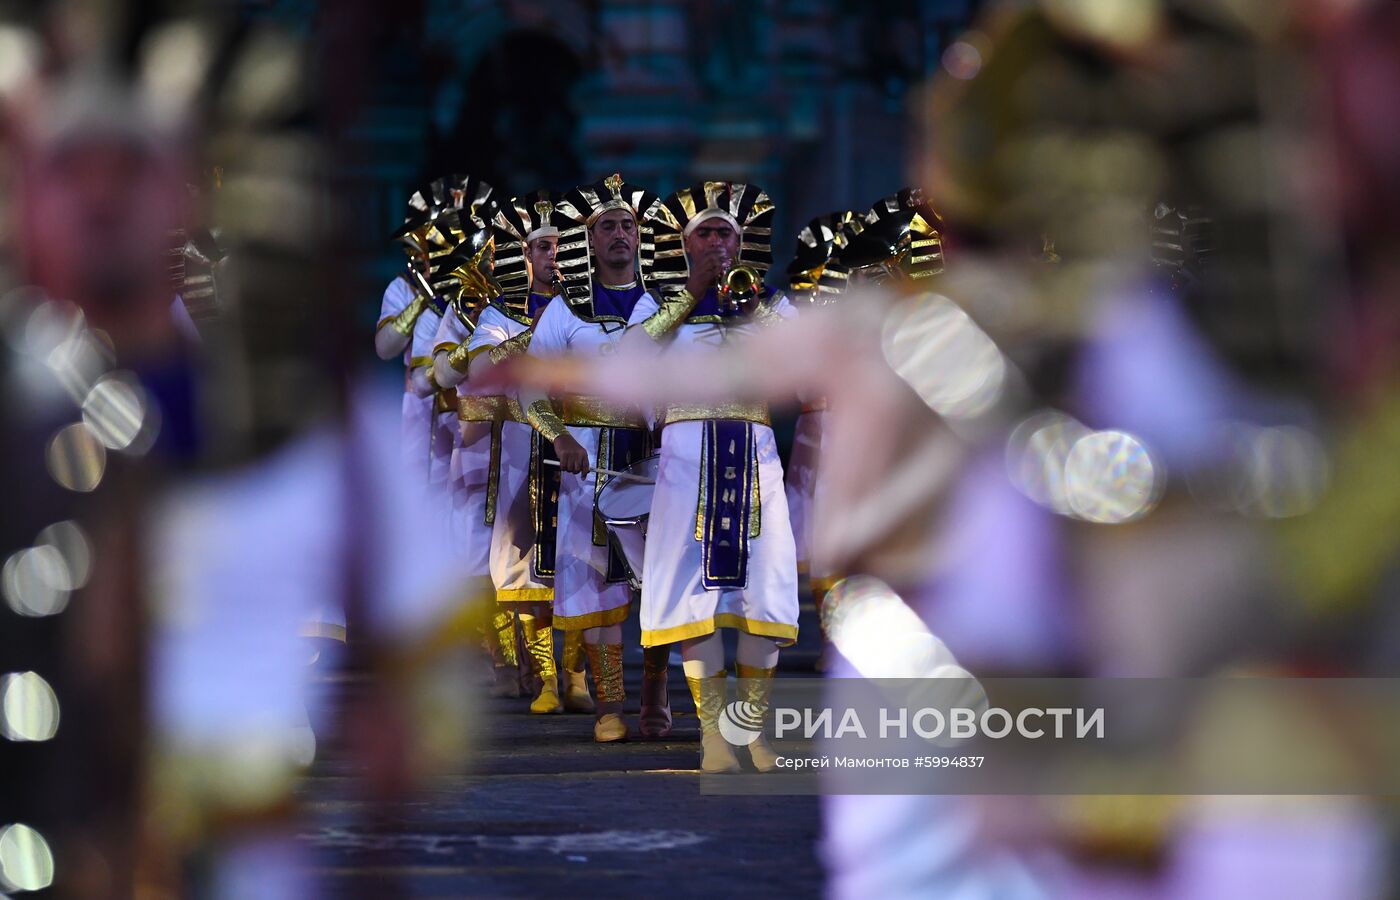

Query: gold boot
491;609;522;698
560;631;594;713
735;664;779;772
521;616;562;714
638;645;673;738
584;642;628;742
686;671;740;773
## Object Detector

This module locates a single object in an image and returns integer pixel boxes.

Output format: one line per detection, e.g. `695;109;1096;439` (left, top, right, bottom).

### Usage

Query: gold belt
662;401;771;428
458;394;525;423
559;395;647;429
434;389;457;415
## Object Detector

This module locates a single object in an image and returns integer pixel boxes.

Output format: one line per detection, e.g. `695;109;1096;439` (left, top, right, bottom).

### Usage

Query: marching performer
521;174;669;742
784;211;861;670
432;191;591;715
375;182;458;482
397;177;525;688
626;181;800;773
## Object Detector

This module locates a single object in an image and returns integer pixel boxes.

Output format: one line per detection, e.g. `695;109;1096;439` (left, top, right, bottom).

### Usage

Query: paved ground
298;609;826;898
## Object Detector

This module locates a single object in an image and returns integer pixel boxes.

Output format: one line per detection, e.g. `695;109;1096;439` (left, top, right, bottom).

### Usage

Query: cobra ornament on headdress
786;209;863;304
492;189;566;325
838;187;945;283
643;181;776;299
553;173;666;321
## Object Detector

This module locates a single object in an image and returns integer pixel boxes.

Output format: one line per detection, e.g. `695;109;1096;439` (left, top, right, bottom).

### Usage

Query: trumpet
717;261;762;315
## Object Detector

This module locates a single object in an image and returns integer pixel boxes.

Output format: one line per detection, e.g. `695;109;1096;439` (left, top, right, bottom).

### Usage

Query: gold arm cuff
800;399;828;414
488;331;533;365
408;355;434;368
526;399;569;443
458;394;525;423
391;293;428;337
640;288;698;340
559;395;648;429
446;341;473;373
662;401;771;428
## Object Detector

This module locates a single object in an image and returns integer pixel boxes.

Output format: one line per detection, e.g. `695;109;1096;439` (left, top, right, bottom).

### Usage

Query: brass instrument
717;261;762;315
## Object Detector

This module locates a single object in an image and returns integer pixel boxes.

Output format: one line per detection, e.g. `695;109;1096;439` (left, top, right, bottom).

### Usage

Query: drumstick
542;458;655;484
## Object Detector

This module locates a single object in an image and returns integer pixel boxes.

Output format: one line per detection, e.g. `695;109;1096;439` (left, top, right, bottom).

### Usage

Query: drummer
624;181;800;773
520;174;672;742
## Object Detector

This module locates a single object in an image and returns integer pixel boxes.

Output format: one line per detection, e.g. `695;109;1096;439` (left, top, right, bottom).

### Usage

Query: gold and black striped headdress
644;181;776;297
838;188;945;281
392;173;497;257
554;173;665;316
492;190;566;324
787;210;863;304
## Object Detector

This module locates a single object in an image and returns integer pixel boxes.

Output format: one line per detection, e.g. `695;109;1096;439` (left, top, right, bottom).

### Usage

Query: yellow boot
735;664;779;772
686;671;740;773
521;616;562;714
584;642;628;742
491;609;522;698
560;630;594;713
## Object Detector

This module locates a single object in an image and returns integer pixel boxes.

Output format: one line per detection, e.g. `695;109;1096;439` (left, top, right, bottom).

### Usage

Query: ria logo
717;701;765;746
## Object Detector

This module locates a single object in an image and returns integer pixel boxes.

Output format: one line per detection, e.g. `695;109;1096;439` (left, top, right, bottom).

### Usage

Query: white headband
526;225;560;244
682;207;741;239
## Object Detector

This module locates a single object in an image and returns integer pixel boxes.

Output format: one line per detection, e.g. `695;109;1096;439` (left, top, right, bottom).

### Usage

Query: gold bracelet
391;293;428;338
526;399;569;443
489;331;533;365
446;341;472;373
641;288;699;340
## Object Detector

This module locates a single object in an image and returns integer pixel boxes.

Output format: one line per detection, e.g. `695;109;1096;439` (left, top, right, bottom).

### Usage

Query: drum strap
595;426;653;584
697;420;761;589
530;430;561;581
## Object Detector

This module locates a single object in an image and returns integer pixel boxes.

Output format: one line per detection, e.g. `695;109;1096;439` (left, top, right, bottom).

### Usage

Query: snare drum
595;454;659;591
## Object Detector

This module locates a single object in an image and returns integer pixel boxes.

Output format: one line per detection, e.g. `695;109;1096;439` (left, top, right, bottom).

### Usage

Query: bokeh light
1064;429;1161;523
1225;423;1329;519
1006;410;1092;514
881;293;1005;420
825;575;965;680
1;546;71;617
46;423;106;492
82;372;150;451
1;672;60;742
942;40;983;81
35;521;92;590
0;823;55;892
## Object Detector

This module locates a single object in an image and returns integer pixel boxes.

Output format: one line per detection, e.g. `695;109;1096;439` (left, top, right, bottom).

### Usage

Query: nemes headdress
391;173;496;258
838;188;945;282
786;209;863;304
554;173;665;319
492;189;566;324
644;181;776;297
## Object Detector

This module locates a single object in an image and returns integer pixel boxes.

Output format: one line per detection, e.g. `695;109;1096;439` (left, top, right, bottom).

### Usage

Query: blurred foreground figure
2;6;485;897
487;3;1396;894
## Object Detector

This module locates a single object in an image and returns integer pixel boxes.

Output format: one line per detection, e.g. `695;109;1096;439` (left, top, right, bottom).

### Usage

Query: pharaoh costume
629;181;799;772
522;174;666;741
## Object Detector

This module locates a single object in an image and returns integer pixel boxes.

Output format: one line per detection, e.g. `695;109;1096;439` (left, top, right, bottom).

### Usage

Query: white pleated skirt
490;421;553;603
639;421;799;647
552;425;633;631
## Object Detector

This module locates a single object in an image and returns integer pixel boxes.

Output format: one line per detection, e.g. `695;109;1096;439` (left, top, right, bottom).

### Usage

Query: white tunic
625;294;800;647
431;309;490;577
378;276;434;484
411;299;454;527
523;295;640;631
467;304;552;603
